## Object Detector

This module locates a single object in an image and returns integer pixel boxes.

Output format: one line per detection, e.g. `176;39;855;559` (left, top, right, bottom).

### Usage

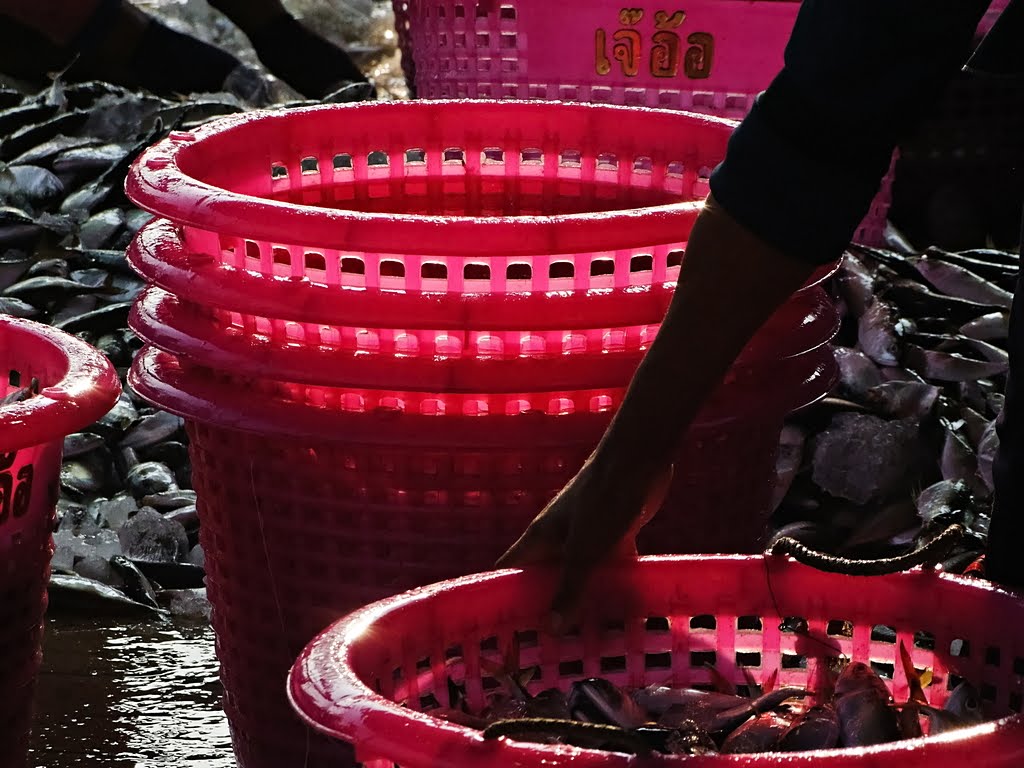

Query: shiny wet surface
28;618;230;767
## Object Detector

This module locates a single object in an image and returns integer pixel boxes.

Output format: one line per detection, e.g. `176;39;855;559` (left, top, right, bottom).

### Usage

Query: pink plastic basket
128;342;833;768
389;3;895;246
289;555;1024;767
0;318;120;767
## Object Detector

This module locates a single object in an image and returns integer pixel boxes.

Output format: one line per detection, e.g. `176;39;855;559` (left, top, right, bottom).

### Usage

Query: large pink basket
289;556;1024;767
129;341;833;768
0;318;120;767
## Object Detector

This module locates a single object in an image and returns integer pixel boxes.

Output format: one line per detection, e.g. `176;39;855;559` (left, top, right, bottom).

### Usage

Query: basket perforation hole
1010;692;1023;712
392;666;404;682
444;147;465;163
560;149;581;168
333;153;352;170
368;150;389;167
781;653;807;670
737;616;762;632
597;153;618;171
516;630;538;648
445;644;463;660
736;652;761;668
272;247;290;266
1014;657;1024;676
341;257;365;275
549;261;574;279
605;619;626;632
304;252;326;271
630;254;653;272
520;147;542;165
475;3;488;16
645;616;670;632
667;250;684;268
464;263;490;280
7;370;19;387
454;32;466;48
948;674;964;691
914;631;936;650
977;683;997;704
871;661;895;680
985;647;1001;667
300;156;318;174
559;660;584;676
245;240;260;260
633;156;653;174
667;160;684;177
405;148;426;164
735;684;755;697
645;652;671;670
690;650;716;667
482;676;500;691
951;638;971;658
454;4;465;17
418;691;440;710
600;655;627;673
507;263;531;280
501;32;517;48
870;625;897;644
482;147;503;164
271;162;288;179
590;259;614;277
380;260;405;278
480;636;499;652
415;656;431;671
500;4;515;18
690;615;716;631
421;262;447;280
476;32;489;46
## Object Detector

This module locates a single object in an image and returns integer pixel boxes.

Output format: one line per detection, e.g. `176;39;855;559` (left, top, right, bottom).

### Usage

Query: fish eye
965;697;979;711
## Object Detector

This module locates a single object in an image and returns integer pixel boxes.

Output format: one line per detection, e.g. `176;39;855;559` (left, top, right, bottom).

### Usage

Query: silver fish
721;709;799;754
863;381;940;418
916;480;971;524
778;704;841;751
960;312;1009;342
771;425;805;512
834;662;901;747
834;346;883;398
977;420;999;492
904;345;1008;382
859;301;903;366
912;256;1013;309
836;252;876;319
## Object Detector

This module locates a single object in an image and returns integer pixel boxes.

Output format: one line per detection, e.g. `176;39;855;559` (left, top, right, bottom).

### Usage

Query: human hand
495;459;673;634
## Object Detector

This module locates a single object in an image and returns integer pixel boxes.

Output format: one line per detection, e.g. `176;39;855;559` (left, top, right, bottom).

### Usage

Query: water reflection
29;618;230;767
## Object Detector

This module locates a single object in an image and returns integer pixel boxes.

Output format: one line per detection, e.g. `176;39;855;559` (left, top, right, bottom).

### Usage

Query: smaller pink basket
0;318;120;767
289;556;1024;768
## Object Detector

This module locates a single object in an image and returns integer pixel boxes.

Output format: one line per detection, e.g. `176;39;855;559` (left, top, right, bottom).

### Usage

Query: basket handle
766;524;966;576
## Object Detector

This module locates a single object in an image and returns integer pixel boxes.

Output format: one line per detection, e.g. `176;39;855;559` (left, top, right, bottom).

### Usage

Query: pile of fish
0;56;388;620
430;639;987;755
768;237;1019;572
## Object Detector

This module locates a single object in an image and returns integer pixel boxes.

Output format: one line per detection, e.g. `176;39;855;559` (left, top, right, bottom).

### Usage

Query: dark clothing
710;0;1009;264
710;1;1024;585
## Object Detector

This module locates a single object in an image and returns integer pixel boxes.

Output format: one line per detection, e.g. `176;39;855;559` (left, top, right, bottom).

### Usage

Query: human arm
497;0;990;630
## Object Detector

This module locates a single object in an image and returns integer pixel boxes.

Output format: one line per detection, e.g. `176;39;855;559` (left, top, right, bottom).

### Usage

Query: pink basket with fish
0;318;119;768
390;0;894;246
289;555;1024;767
128;342;834;768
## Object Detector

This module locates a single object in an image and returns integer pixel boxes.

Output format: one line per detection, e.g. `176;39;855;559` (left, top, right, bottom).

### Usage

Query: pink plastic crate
129;282;838;392
0;318;120;768
129;343;832;768
289;556;1024;767
390;2;895;246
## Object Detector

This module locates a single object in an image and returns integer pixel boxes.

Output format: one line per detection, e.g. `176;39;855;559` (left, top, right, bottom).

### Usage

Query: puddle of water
28;617;231;768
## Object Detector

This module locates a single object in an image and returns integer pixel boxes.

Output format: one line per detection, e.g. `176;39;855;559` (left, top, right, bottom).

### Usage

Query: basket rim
0;317;120;453
124;100;736;258
287;554;1024;766
125;217;842;330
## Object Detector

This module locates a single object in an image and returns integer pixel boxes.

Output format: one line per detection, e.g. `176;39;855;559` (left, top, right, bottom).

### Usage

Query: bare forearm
592;194;817;478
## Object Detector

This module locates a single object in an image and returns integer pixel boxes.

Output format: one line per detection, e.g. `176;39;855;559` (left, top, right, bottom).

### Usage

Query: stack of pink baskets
123;99;837;767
